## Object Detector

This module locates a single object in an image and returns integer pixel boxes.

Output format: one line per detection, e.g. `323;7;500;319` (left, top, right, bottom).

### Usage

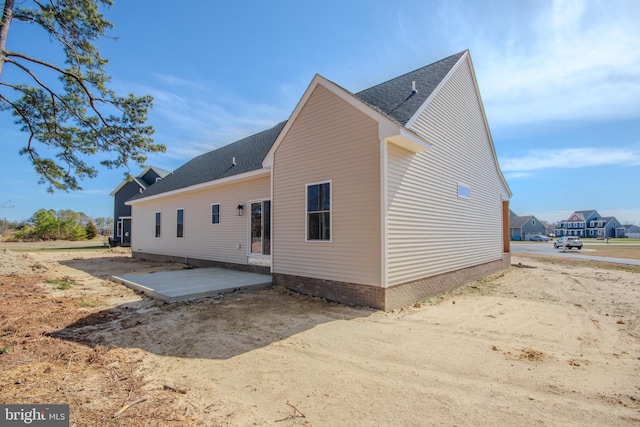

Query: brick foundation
272;274;386;309
383;253;511;310
274;253;511;311
132;252;271;275
134;251;510;311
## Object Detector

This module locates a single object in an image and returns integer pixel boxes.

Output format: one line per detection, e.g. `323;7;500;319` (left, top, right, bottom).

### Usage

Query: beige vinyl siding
272;85;382;286
131;175;269;265
386;56;509;286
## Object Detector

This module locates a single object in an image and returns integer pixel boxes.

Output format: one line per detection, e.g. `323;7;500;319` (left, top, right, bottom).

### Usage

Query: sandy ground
1;243;639;426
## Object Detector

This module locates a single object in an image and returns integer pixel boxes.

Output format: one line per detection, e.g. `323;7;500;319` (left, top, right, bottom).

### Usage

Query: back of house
126;50;511;310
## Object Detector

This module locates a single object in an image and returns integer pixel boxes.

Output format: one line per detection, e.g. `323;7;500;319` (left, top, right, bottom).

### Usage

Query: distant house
509;210;546;240
554;210;624;238
124;51;512;310
110;167;171;245
622;224;640;239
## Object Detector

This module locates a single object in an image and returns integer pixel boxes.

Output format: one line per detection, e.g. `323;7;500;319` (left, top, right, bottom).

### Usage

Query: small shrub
85;221;98;239
46;278;74;290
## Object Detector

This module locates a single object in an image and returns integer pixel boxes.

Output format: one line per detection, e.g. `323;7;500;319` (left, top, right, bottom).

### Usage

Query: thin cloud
501;147;640;172
388;0;640;129
475;0;640;127
127;76;290;161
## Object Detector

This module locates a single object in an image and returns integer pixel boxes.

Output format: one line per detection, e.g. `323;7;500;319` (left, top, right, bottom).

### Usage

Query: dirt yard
1;242;639;426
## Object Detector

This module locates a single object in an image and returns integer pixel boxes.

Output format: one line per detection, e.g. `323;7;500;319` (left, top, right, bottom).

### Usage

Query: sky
1;0;639;225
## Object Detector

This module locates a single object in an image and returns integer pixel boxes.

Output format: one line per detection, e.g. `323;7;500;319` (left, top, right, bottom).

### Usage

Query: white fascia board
386;129;432;153
263;74;420;167
405;51;469;129
465;53;513;199
405;50;512;199
109;176;139;197
126;168;270;206
109;181;126;197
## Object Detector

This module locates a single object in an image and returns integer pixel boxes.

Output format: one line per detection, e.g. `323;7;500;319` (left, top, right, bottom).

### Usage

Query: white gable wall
130;175;270;265
385;56;509;286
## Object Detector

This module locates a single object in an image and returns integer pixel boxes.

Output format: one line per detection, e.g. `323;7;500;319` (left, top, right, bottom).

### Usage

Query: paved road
511;243;640;266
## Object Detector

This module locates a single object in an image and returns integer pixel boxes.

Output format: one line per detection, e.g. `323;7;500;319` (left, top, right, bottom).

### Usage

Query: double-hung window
176;209;184;238
307;181;331;241
211;204;220;224
155;212;161;237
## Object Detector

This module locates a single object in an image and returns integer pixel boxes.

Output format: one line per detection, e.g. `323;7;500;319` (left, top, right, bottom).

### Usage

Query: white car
554;236;583;249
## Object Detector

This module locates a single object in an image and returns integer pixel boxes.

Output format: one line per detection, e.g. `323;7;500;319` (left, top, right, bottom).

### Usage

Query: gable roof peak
353;51;467;126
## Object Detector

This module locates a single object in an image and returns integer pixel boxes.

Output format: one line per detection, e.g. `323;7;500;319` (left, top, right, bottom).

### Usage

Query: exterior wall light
236;204;244;216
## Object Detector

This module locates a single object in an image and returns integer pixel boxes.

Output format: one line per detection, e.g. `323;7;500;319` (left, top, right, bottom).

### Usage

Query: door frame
247;199;272;260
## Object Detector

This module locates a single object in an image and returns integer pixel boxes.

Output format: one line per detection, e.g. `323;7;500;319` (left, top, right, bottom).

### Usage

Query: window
211;204;220;224
155;212;161;237
307;182;331;241
532;219;536;226
177;209;184;238
457;183;470;199
116;221;122;237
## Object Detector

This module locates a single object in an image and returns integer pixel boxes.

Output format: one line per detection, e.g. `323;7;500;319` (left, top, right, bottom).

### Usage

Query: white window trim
176;208;185;238
305;180;332;242
457;182;470;199
211;203;221;225
155;211;161;238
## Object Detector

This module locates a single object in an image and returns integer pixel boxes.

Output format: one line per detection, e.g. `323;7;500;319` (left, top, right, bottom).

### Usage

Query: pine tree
0;0;165;191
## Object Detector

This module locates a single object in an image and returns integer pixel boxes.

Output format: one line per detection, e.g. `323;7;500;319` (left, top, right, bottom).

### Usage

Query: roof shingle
131;51;466;200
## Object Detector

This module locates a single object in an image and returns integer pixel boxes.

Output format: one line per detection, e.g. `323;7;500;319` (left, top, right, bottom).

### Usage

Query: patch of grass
78;297;99;307
0;347;11;354
10;245;108;253
514;253;640;274
45;278;74;290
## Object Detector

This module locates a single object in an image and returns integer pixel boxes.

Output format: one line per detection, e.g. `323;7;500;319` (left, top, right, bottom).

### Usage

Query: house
125;50;512;310
509;210;546;241
622;224;640;239
554;210;624;238
110;166;171;245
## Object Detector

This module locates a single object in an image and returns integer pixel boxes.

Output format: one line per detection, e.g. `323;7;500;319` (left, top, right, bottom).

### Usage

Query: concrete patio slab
112;267;272;303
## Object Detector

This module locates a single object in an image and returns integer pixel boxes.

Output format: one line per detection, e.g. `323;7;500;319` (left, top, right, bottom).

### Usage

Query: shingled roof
129;121;287;200
130;52;466;201
354;51;465;125
509;215;533;229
